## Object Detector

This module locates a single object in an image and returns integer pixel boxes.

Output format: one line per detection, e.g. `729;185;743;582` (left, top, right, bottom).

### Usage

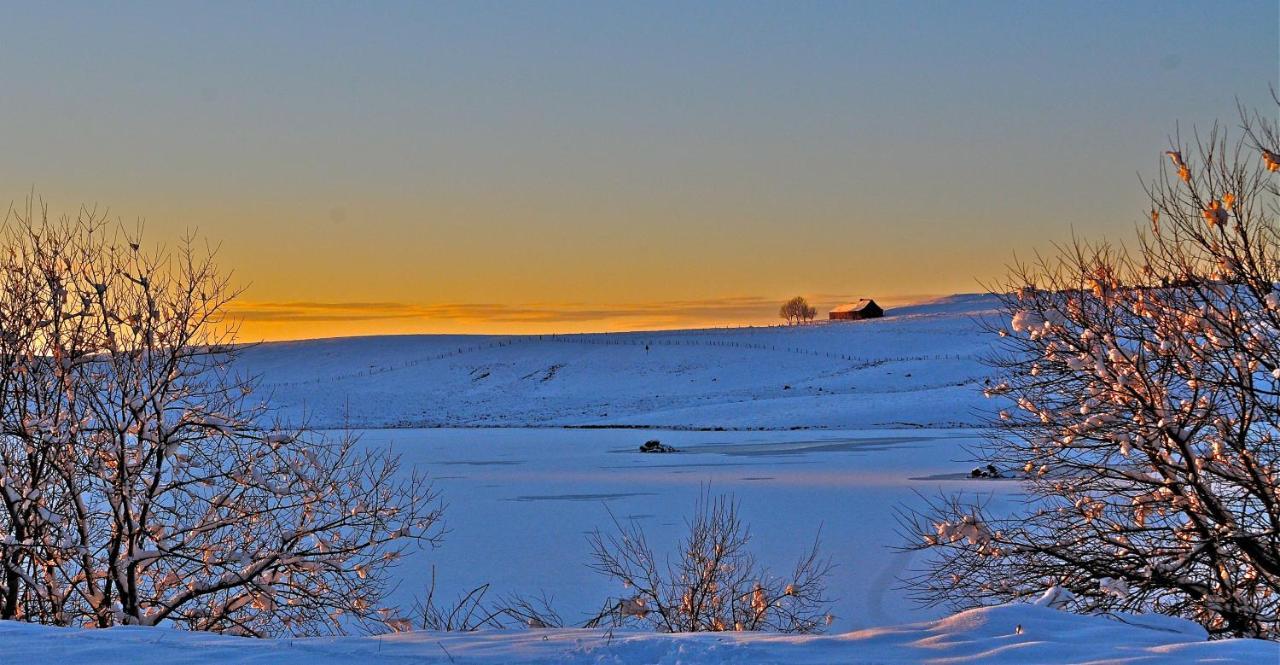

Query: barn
829;299;884;321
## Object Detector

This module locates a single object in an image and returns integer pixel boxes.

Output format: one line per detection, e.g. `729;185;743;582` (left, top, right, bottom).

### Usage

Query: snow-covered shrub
902;106;1280;639
0;205;442;635
406;568;565;632
587;491;832;633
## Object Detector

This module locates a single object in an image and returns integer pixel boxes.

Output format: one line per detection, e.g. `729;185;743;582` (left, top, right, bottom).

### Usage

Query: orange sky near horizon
2;3;1274;341
225;293;949;341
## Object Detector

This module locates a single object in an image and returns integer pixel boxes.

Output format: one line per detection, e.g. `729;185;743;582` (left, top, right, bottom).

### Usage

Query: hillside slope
239;294;1000;429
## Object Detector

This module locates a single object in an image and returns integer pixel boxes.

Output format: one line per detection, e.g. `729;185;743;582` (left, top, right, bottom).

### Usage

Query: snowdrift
4;603;1273;664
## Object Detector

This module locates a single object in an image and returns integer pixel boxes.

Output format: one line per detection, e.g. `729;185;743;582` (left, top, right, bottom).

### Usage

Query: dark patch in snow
908;472;1028;481
521;364;565;382
507;492;656;503
678;436;930;457
440;460;525;466
598;458;813;469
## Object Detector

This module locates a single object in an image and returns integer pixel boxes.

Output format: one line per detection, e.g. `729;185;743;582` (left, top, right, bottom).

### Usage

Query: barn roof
830;299;878;314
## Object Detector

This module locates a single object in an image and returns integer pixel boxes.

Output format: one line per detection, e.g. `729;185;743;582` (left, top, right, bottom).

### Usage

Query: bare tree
901;105;1280;639
588;491;832;633
779;296;815;325
779;298;796;325
0;205;100;623
0;201;443;636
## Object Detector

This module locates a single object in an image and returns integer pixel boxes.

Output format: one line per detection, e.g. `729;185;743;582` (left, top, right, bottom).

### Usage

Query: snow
239;294;1000;430
360;426;1014;633
230;295;1014;637
14;292;1276;662
3;603;1272;664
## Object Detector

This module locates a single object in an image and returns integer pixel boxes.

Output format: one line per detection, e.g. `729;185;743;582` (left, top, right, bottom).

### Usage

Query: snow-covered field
242;296;1017;630
12;294;1275;662
242;294;998;430
360;426;1009;631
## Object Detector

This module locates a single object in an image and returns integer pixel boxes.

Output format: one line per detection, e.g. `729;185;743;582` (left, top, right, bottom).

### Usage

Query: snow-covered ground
241;294;998;430
6;602;1274;663
361;426;1011;632
17;293;1274;662
234;296;1012;637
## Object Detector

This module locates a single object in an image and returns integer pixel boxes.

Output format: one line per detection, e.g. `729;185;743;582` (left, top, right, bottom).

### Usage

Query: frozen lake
351;426;1026;631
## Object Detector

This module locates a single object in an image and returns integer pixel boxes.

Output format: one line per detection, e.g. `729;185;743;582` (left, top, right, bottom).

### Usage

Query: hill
240;294;1001;429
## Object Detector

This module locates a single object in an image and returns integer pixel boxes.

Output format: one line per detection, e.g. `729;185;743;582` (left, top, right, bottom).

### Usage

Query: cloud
226;301;429;322
227;294;942;337
230;297;785;324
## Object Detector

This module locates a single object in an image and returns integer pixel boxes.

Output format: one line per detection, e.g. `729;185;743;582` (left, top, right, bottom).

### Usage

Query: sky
0;1;1276;339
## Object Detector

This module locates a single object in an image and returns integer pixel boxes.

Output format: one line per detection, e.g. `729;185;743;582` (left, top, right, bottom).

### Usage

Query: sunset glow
1;1;1275;340
226;293;942;339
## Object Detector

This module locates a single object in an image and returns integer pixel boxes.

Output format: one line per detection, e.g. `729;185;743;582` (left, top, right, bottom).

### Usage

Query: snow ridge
3;603;1273;664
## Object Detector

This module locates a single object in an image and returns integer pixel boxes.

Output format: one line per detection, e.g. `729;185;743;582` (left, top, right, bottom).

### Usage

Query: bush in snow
901;104;1280;639
586;490;832;633
402;492;833;634
402;567;565;632
0;204;442;635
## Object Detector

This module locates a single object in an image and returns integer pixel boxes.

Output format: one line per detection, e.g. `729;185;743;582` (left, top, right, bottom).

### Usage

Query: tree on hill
901;103;1280;639
780;296;817;325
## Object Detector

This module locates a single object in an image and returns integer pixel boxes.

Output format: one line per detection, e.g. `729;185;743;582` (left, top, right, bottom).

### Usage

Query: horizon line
228;292;974;342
